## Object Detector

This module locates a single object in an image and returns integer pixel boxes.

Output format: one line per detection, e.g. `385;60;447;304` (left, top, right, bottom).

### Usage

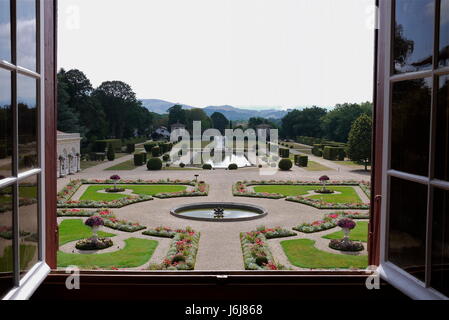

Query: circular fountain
170;202;267;222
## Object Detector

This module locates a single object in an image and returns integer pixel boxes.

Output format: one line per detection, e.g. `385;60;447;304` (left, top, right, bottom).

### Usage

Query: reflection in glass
18;74;38;173
440;0;449;67
0;69;12;179
19;175;39;277
431;188;449;296
388;177;427;281
391;78;432;176
436;76;449;181
394;0;435;73
0;0;11;62
0;186;13;299
17;0;37;71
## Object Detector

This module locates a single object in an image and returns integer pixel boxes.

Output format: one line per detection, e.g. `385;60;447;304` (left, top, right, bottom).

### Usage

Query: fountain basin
170;202;268;222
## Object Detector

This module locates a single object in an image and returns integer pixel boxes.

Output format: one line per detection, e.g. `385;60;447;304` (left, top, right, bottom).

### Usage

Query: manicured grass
59;219;116;246
105;159;137;171
57;238;158;269
0;245;36;272
79;185;188;201
252;185;362;203
304;161;333;171
323;221;368;242
80;161;103;170
281;239;368;269
334;160;371;170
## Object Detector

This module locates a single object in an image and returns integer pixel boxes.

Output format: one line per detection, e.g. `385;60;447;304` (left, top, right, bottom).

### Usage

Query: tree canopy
211;112;229;134
347;114;372;171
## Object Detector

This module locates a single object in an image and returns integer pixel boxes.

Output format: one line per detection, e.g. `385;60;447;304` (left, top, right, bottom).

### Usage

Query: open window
377;0;449;299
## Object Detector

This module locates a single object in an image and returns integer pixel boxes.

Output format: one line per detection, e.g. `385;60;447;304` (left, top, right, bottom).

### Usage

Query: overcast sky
58;0;375;109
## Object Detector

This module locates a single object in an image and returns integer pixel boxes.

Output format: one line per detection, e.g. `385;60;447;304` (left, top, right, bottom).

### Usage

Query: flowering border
293;211;370;233
240;232;287;270
285;197;370;210
57;179;208;208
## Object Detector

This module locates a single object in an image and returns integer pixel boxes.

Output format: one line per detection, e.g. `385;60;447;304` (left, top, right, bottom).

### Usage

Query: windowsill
378;262;448;300
2;262;51;300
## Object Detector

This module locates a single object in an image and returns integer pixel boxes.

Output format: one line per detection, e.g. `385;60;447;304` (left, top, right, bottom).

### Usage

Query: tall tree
281;107;327;139
185;108;212;132
211;112;229;134
168;105;187;126
347;114;372;171
57;71;80;133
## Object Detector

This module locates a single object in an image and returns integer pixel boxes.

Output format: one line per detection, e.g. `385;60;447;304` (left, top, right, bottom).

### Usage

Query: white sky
58;0;375;109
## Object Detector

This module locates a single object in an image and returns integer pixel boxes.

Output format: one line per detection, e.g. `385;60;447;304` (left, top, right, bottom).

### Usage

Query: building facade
57;131;82;177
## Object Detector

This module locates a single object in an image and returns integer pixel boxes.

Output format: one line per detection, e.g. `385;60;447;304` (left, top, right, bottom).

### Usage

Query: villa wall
57;132;81;178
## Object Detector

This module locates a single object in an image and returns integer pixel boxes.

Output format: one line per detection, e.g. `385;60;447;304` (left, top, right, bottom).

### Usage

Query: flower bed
293;218;337;233
57;208;112;218
240;232;286;270
329;239;364;252
103;218;145;233
254;226;296;239
286;196;370;210
154;182;208;199
325;211;370;220
143;226;177;238
57;179;206;207
149;228;200;270
233;182;284;199
75;238;114;251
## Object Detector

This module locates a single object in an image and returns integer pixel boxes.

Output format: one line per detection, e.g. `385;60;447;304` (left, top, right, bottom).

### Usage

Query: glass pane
17;0;37;71
440;0;449;67
394;0;435;73
388;177;428;281
0;69;12;179
431;188;449;297
0;186;14;299
435;75;449;181
18;74;38;173
19;175;39;277
391;78;432;176
0;0;11;62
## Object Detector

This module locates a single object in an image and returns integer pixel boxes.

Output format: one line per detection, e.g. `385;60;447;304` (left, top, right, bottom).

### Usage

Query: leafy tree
281;107;327;139
185;108;212;132
57;72;80;133
168;105;187;126
347;114;372;171
321;102;372;142
211;112;229;134
247;117;278;130
106;143;115;161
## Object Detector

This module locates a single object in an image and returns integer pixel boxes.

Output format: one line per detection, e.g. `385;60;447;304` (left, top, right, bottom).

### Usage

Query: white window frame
1;0;50;300
377;0;449;300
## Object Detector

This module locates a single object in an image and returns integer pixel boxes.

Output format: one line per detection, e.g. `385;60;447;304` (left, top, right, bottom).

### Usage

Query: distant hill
140;99;288;120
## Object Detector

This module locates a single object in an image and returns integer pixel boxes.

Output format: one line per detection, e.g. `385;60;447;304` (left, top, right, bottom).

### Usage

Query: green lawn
304;161;333;171
105;159;137;171
334;160;371;170
57;238;158;269
79;185;188;201
252;185;362;203
0;245;36;272
323;221;368;242
59;219;116;246
281;239;368;269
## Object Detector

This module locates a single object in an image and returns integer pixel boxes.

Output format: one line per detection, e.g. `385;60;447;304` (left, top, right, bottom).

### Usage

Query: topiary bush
294;155;308;167
162;154;170;162
279;148;290;159
147;158;163;171
278;159;293;171
179;162;186;168
151;146;161;157
228;163;238;170
106;143;115;161
202;164;212;170
134;153;145;166
323;146;345;161
126;143;135;154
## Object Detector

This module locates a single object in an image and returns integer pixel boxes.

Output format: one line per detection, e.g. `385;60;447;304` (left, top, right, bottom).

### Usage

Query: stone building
57;131;82;177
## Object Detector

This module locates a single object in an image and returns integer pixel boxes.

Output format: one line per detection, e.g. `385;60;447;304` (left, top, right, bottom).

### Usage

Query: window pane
18;74;38;173
431;188;449;297
440;0;449;67
435;75;449;181
19;175;39;277
0;0;11;62
17;0;37;71
0;69;12;179
391;78;432;176
388;177;428;281
394;0;435;73
0;186;14;299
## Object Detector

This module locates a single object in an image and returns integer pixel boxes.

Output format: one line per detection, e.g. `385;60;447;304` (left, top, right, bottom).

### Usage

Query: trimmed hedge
202;164;212;170
134;152;146;166
162;154;170;162
126;143;135;154
106;143;115;161
323;146;345;161
143;142;158;153
147;158;163;171
151;146;161;157
279;148;290;159
278;159;293;171
94;139;122;152
294;155;308;167
228;163;238;170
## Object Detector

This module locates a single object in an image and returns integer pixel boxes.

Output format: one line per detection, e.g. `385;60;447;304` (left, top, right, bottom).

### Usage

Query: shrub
323;146;345;161
95;139;121;152
162;154;170;162
278;159;293;171
133;153;145;166
151;146;161;157
126;143;135;154
329;239;364;252
279;148;290;159
179;162;186;168
106;143;115;161
143;142;158;153
228;163;238;170
202;164;212;170
147;158;163;171
294;155;308;167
